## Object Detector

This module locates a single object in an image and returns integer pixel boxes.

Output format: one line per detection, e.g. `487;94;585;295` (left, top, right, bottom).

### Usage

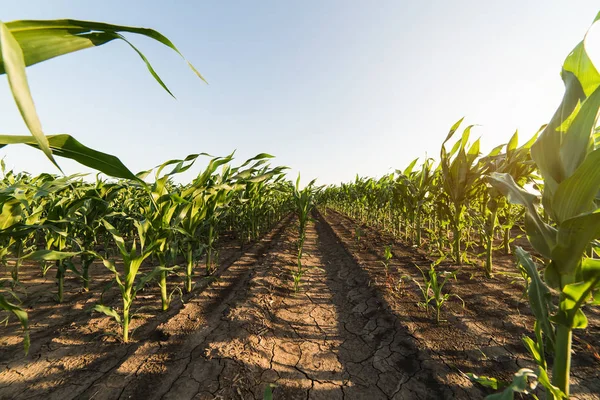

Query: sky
1;1;600;185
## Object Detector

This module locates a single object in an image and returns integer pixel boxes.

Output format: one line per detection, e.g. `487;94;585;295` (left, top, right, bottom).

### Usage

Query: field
2;11;600;400
1;209;598;399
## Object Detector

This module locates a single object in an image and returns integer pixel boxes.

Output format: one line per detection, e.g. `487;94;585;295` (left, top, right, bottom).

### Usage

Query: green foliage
93;219;160;342
0;18;204;167
413;259;464;323
0;293;29;354
290;175;320;293
487;11;600;398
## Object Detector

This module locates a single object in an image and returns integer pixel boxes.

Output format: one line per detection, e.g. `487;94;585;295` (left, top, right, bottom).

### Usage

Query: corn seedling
92;220;168;342
413;259;464;323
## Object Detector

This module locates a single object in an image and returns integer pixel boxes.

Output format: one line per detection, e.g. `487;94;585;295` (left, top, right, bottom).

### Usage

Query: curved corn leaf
553;211;600;275
0;19;205;167
514;247;555;346
489;172;556;257
466;373;499;390
485;368;538;400
92;304;121;324
531;13;600;200
0;22;56;168
0;19;205;82
553;258;600;328
553;148;600;224
0;294;29;354
24;249;80;261
0;134;140;181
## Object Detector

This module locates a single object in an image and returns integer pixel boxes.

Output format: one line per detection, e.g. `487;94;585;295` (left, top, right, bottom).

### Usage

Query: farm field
1;209;599;399
2;5;600;400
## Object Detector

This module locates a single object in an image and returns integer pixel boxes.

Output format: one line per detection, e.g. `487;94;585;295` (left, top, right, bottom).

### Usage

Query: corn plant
92;220;166;343
290;176;319;293
70;179;123;290
0;288;29;353
175;154;234;291
413;259;464;323
381;245;393;274
142;156;200;311
475;130;539;277
487;11;600;398
397;158;436;245
439;119;483;264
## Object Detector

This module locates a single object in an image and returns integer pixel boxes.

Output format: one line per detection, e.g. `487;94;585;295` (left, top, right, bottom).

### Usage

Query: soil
0;210;598;399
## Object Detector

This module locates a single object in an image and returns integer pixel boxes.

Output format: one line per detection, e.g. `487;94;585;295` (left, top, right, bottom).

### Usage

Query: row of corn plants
320;11;600;398
0;153;293;344
0;18;297;349
320;123;537;277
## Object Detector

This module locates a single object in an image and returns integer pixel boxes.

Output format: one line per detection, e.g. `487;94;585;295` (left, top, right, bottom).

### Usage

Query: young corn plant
176;154;234;292
380;245;407;295
381;245;393;275
440;119;483;264
486;12;600;398
141;154;205;310
476;129;540;277
413;258;464;323
92;220;164;343
397;158;436;245
71;179;123;291
290;176;319;293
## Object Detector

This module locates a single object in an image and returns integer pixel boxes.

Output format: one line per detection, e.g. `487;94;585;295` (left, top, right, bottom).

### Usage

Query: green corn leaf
0;134;140;181
0;294;29;354
0;22;56;168
562;12;600;97
237;153;274;169
0;19;205;169
24;249;80;261
1;19;206;83
552;258;600;328
403;158;419;176
507;131;519;153
559;88;600;178
134;266;176;293
101;219;127;257
522;336;544;368
0;198;23;230
548;258;599;329
485;368;538;400
465;373;500;390
113;32;175;97
102;259;120;283
263;384;276;400
582;255;600;281
92;304;121;324
536;367;567;399
531;13;600;198
442;117;465;144
489;173;556;257
553;148;600;223
552;210;600;275
514;247;555;346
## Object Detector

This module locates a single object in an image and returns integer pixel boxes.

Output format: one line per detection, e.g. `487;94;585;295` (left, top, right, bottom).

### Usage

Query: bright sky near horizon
1;1;600;185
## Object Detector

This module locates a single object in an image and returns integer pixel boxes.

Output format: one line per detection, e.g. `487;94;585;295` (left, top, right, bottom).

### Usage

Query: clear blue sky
1;1;599;185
